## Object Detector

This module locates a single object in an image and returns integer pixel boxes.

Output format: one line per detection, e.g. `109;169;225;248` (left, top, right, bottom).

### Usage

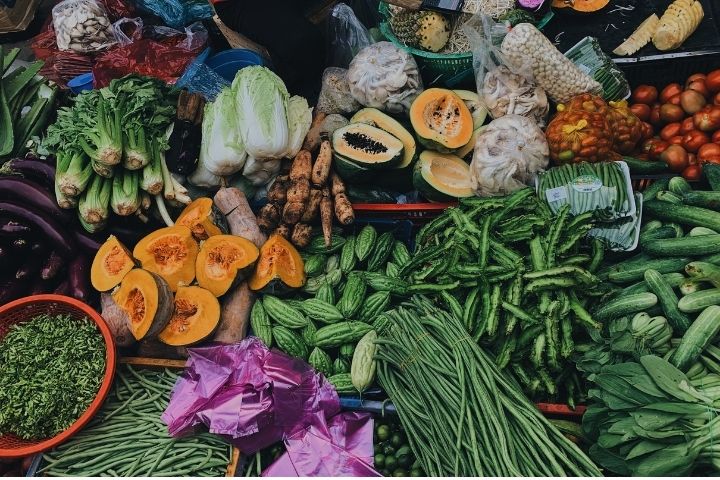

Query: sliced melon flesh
350;108;417;169
413;151;474;202
453;90;489;130
332;123;404;169
410;88;474;153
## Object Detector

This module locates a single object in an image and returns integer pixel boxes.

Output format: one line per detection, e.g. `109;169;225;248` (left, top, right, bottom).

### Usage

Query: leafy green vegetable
0;314;105;440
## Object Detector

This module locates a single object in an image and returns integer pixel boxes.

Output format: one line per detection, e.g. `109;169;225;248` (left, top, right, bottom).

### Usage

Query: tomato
688;153;698;165
660;104;685;123
681;117;696;134
713;130;720;143
706;69;720;93
680;89;707;114
669;135;684;145
649;104;662;126
633;85;659;105
640;122;654;140
630;103;651;122
698;143;720;163
687;80;710;99
660;122;682;140
686;73;707;86
682;164;703;181
660;83;683;103
668;94;682;106
682;130;710;153
694;106;720;132
661;145;689;172
643;138;670;160
714;92;720;106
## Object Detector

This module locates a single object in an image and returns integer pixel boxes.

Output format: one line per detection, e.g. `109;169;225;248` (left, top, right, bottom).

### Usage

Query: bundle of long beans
375;296;602;477
40;365;232;477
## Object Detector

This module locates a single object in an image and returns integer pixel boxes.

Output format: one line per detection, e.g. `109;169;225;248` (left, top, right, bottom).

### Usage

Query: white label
546;186;567;203
571;174;603;193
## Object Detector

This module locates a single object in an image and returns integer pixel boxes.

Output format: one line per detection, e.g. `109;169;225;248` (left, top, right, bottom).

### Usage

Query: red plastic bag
92;23;207;88
100;0;135;21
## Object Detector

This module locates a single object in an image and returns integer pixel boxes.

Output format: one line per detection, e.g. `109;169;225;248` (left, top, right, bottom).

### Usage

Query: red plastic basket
0;295;117;459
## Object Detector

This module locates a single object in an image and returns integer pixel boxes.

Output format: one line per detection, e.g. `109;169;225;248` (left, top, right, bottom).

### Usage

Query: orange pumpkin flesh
158;286;220;346
91;235;135;291
133;226;199;292
249;234;305;293
176;197;229;241
112;268;174;340
196;235;260;297
551;0;610;12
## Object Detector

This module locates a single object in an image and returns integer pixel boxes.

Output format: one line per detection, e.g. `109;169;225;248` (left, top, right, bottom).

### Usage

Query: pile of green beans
375;296;602;477
40;365;232;477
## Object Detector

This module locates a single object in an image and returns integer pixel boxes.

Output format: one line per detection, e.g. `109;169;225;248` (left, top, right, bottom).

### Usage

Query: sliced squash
196;234;260;297
113;268;174;340
332;123;404;169
551;0;610;13
133;226;199;292
249;234;306;294
158;286;221;346
91;235;135;292
350;108;417;169
410;88;474;153
176;197;229;241
456;126;486;161
453;90;488;130
333;154;375;183
412;151;474;202
613;14;660;56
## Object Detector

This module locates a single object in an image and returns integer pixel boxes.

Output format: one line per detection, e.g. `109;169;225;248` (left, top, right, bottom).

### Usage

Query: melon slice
412;151;474;202
331;123;404;169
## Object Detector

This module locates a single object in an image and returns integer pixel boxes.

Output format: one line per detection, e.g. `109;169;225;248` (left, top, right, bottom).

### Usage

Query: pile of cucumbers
250;225;414;394
373;420;423;477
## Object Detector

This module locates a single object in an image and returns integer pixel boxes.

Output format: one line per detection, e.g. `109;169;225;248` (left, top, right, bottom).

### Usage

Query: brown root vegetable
311;138;333;186
334;193;355;225
257;203;281;232
321;187;333;247
267;175;288;204
289;150;312;182
291;223;313;248
274;223;291;238
330;171;346;196
300;188;323;222
282;201;305;224
286;179;310;204
100;293;137;348
214;283;255;344
303;112;328;152
213;187;267;248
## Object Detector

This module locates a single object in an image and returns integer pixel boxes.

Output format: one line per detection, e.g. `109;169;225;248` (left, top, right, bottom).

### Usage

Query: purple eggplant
10;237;28;252
0;218;31;236
0;201;74;257
73;229;102;253
68;256;91;302
15;243;45;280
0;177;72;222
2;158;55;187
29;277;49;295
41;251;64;280
53;278;70;296
0;278;28;304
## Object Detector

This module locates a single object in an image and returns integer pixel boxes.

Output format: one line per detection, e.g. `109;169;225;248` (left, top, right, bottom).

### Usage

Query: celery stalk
92;160;115;179
78;212;107;233
54;173;77;210
111;169;141;216
81;96;122;166
141;141;163;195
123;127;150;170
79;174;112;224
57;151;93;197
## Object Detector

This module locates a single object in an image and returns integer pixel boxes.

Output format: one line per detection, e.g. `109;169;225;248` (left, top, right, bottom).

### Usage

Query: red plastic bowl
0;295;116;458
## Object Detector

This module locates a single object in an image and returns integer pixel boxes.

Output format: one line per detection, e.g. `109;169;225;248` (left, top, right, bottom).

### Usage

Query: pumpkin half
176;197;229;241
412;151;474;202
551;0;610;13
249;234;306;293
196;234;260;297
410;88;474;153
112;268;174;340
91;235;135;292
133;226;199;292
158;286;221;346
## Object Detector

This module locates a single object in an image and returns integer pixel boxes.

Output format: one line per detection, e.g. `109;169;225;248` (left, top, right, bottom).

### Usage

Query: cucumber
622;156;671;175
682;191;720;211
644;201;720;232
678;288;720;313
620;272;686;295
643;235;720;257
639;226;677;247
668;176;692;196
644;269;691;332
686;262;720;287
355;225;377;262
705;164;720;191
594;292;658;322
689;227;718;236
671;305;720;371
642;178;670;202
656;191;683;204
607;257;691;284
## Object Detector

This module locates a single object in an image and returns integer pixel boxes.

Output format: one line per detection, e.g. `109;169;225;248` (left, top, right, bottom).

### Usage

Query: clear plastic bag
327;3;374;69
52;0;116;53
111;17;142;46
316;67;361;115
132;0;212;30
462;14;549;125
176;50;230;102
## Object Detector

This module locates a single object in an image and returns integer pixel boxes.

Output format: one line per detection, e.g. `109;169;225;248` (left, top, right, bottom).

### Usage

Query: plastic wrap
263;412;381;477
316;68;361;115
133;0;213;30
52;0;116;53
92;22;207;88
161;338;341;455
176;51;230;101
327;3;374;69
111;17;142;46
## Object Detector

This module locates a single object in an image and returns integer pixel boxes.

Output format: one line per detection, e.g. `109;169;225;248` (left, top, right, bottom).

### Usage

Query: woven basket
378;2;474;87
